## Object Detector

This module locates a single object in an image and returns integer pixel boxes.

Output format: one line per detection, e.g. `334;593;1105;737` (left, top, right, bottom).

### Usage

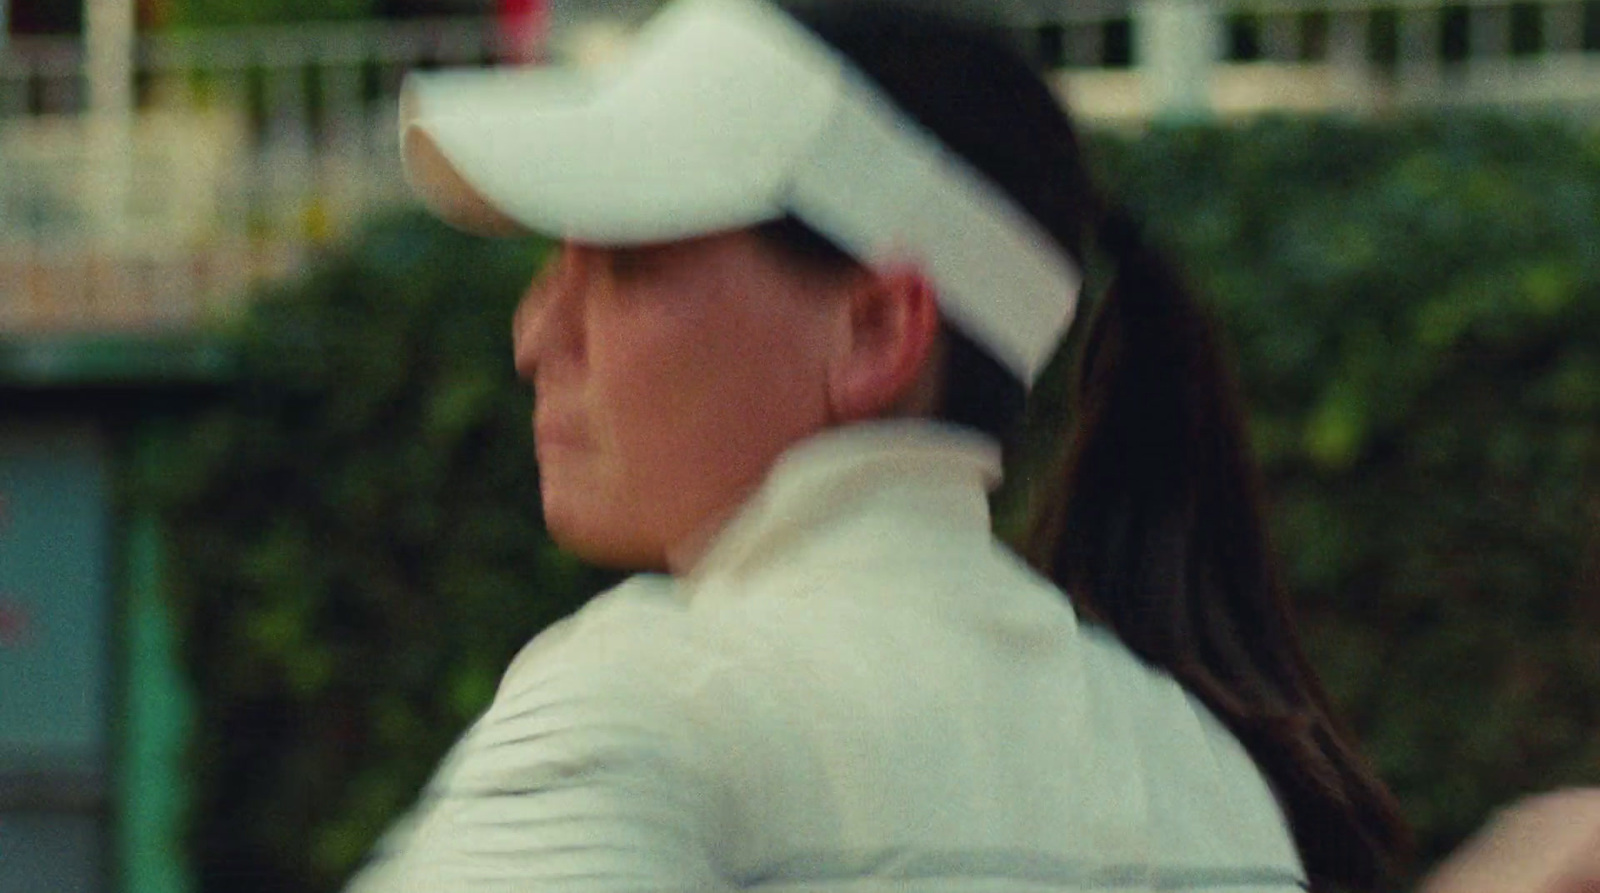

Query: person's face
512;231;846;571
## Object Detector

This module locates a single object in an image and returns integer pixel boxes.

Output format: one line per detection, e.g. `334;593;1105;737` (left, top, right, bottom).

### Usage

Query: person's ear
825;264;942;421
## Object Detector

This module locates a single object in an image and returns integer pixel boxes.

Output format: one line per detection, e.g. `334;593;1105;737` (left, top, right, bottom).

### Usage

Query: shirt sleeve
344;600;734;893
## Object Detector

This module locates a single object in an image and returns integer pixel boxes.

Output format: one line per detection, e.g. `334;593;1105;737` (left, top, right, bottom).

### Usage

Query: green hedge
1094;115;1600;858
139;114;1600;893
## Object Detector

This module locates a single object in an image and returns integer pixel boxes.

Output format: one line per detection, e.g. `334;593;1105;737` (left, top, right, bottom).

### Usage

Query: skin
1419;789;1600;893
511;230;941;574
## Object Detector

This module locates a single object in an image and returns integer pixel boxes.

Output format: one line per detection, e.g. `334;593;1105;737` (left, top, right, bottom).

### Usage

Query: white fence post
84;0;135;245
1469;5;1511;68
1398;6;1443;89
1134;0;1221;118
1544;2;1583;54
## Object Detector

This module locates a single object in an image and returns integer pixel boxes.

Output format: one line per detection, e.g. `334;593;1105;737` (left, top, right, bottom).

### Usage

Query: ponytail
1025;207;1412;892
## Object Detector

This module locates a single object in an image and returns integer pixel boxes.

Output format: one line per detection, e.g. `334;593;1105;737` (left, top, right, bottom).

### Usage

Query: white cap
400;0;1081;384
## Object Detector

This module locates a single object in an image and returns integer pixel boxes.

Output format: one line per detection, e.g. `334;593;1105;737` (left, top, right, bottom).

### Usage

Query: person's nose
513;242;589;382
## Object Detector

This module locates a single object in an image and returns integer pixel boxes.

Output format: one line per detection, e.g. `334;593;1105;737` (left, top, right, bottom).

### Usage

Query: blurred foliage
135;115;1600;892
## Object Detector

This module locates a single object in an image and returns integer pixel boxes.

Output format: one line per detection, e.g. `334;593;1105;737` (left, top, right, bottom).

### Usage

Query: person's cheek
595;331;692;500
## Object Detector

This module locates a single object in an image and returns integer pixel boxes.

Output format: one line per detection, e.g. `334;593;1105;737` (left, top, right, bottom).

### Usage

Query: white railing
1045;0;1600;118
1;0;1597;335
0;17;503;334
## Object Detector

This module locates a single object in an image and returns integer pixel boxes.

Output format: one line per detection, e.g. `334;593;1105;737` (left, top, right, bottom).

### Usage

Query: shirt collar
683;420;1003;587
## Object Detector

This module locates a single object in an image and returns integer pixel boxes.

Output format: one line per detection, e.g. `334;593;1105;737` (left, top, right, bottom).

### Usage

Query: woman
351;0;1411;889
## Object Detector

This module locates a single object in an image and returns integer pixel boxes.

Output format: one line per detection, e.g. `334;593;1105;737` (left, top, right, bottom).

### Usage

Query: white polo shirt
346;421;1308;892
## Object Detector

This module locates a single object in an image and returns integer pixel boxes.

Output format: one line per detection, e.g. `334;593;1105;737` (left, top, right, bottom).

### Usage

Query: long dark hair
762;3;1412;890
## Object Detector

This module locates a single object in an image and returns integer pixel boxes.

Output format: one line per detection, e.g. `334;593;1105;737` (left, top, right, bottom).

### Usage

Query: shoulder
406;575;736;818
500;574;732;700
1075;624;1303;871
348;575;741;891
500;574;686;677
460;575;744;784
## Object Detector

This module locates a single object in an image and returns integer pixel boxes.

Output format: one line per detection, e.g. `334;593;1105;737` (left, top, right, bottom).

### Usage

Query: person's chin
541;502;668;572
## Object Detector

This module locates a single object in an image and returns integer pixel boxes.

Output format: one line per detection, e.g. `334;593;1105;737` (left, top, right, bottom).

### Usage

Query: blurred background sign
0;422;111;893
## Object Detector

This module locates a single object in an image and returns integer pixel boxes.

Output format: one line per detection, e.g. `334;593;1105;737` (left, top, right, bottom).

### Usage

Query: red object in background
498;0;548;64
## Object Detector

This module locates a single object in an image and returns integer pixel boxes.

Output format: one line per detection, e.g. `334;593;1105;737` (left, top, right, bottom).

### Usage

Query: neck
663;479;766;577
664;513;728;577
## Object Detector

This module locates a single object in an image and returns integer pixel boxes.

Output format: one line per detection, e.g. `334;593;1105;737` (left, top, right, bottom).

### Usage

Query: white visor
400;0;1081;384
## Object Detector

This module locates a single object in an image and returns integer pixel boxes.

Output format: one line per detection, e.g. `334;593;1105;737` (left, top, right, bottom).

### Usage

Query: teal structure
1;334;232;893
